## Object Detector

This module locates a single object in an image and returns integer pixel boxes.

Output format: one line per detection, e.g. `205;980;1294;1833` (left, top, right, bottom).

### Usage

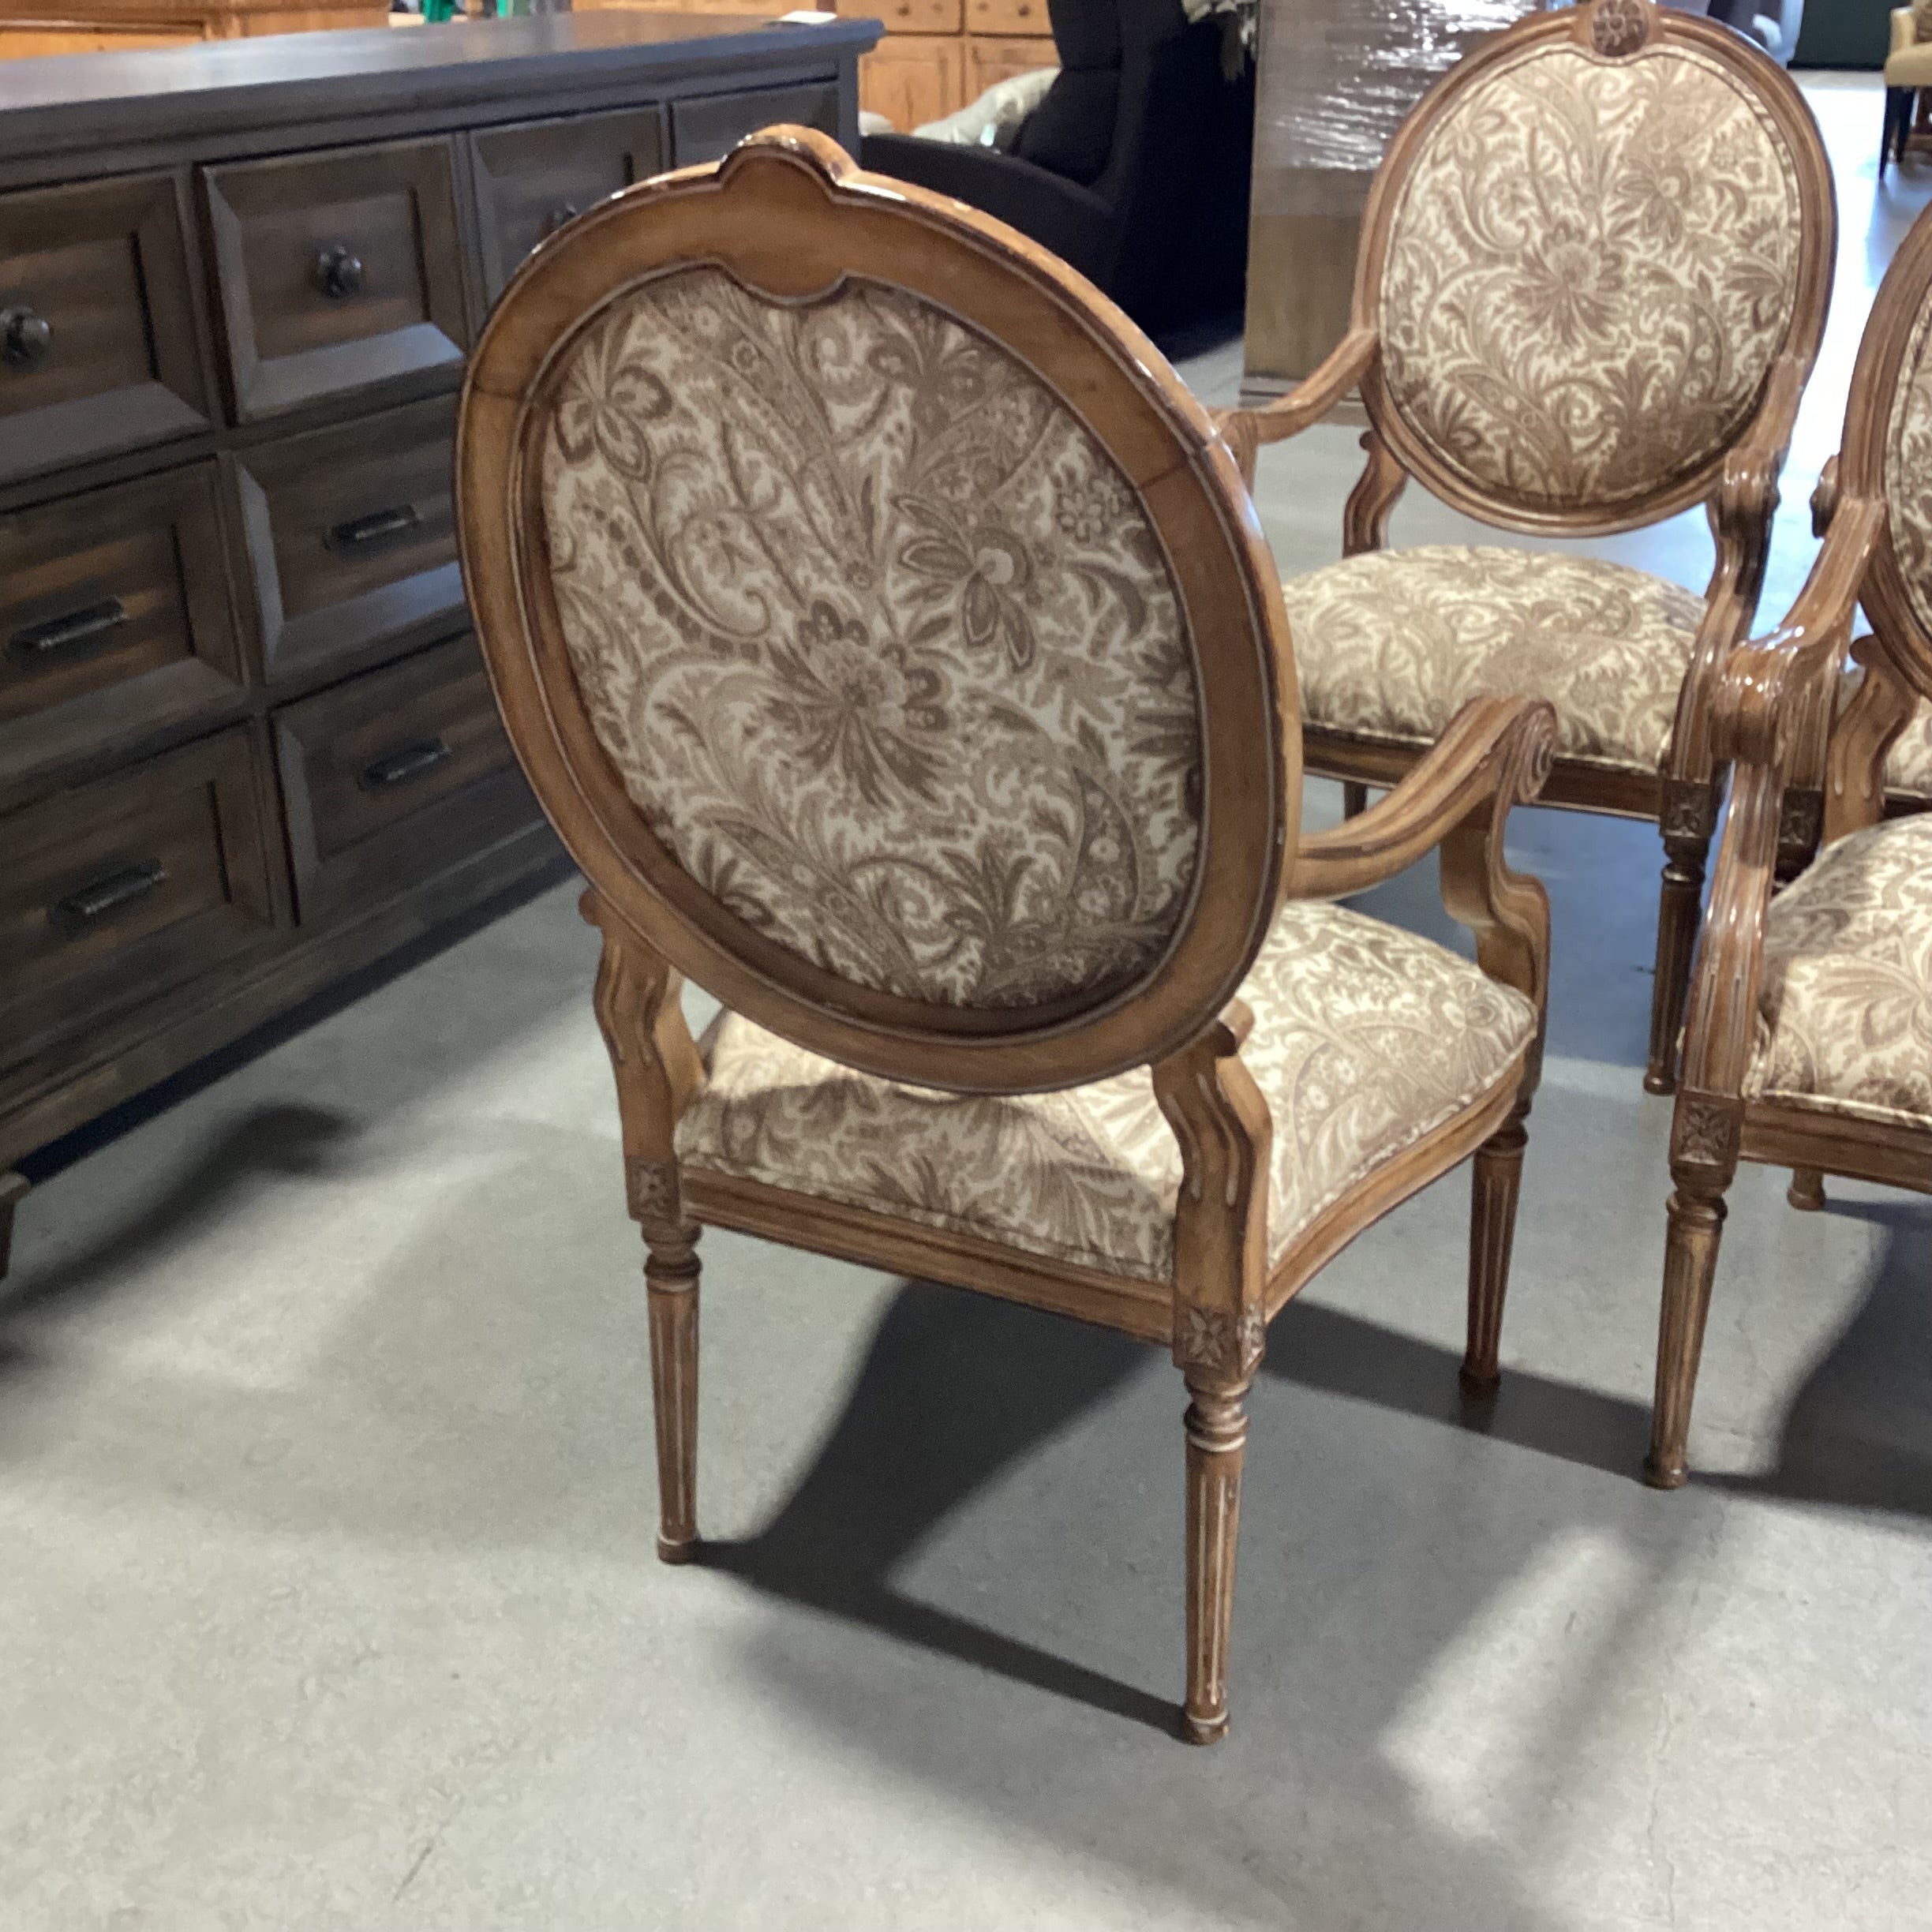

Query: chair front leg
1463;1092;1531;1395
583;889;708;1562
1647;1093;1742;1489
1155;1005;1271;1745
1646;778;1719;1095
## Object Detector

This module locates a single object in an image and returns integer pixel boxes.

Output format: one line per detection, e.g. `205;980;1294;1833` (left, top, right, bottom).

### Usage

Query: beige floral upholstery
1747;814;1932;1128
541;266;1199;1012
677;899;1537;1282
1282;545;1705;772
1884;285;1932;642
1881;695;1932;796
1380;43;1802;511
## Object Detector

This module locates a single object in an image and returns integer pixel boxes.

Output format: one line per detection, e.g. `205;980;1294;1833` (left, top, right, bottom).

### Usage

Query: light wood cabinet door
968;33;1055;99
860;34;966;131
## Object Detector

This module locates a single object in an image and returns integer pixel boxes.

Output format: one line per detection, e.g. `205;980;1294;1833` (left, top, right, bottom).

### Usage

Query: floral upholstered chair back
457;128;1293;1095
1358;0;1833;530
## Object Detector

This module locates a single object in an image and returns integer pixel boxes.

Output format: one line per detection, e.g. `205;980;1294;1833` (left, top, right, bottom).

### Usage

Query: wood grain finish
0;170;207;485
1646;192;1932;1489
201;137;469;422
458;127;1556;1743
0;0;387;59
273;631;537;926
1219;0;1836;1099
470;107;667;302
232;391;462;689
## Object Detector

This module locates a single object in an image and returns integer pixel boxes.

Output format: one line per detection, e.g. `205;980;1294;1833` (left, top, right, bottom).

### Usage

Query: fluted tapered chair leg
1181;1371;1251;1745
1463;1095;1531;1395
1788;1167;1826;1211
1646;1178;1728;1489
646;1219;701;1561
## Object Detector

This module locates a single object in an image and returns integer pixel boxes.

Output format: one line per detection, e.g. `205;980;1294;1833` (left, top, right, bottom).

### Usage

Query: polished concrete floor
6;75;1932;1932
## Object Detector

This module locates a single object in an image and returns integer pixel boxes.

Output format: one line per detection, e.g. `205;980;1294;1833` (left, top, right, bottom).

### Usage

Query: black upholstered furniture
860;0;1252;334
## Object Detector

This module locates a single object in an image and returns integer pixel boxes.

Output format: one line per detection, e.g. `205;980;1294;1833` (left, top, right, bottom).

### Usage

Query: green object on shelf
421;0;455;20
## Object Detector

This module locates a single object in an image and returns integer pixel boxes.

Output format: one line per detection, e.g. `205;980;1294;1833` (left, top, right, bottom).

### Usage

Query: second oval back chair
1219;0;1836;1097
457;127;1556;1743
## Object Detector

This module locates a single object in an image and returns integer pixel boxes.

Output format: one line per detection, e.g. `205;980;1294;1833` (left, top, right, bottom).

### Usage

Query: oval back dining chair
1649;194;1932;1488
456;125;1556;1742
1219;0;1836;1097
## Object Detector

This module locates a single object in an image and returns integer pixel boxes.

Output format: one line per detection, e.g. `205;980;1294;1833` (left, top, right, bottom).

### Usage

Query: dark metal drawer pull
51;859;167;936
9;597;129;667
326;505;421;554
1;304;51;370
314;244;364;300
358;737;451;792
538;203;579;242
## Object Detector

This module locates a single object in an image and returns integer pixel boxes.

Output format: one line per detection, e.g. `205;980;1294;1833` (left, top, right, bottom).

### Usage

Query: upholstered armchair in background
860;0;1252;334
457;127;1556;1743
1217;0;1835;1096
1648;200;1932;1489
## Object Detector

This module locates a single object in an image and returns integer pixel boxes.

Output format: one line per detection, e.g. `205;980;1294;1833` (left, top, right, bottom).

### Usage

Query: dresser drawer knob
51;859;167;937
325;504;421;553
314;245;365;301
358;736;451;792
1;304;51;370
539;204;579;242
9;597;128;667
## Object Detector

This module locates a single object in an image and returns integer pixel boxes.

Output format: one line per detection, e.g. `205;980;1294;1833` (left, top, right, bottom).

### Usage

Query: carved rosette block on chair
456;126;1556;1741
1646;194;1932;1488
1217;0;1836;1097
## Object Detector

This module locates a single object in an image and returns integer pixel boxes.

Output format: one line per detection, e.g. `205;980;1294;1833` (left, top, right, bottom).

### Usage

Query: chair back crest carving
1357;0;1833;531
458;129;1294;1095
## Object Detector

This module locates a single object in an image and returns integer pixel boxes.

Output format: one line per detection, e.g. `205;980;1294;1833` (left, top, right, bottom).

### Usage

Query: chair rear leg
1646;1170;1731;1490
1787;1168;1826;1212
1181;1368;1252;1744
1645;826;1710;1096
1341;781;1369;821
645;1213;702;1561
1462;1094;1531;1395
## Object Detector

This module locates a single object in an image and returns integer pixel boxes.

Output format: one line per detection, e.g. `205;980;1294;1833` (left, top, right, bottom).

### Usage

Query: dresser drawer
0;727;276;1084
232;393;462;687
872;0;964;32
0;463;244;806
965;0;1049;35
0;173;208;487
201;138;468;422
671;83;841;166
470;107;667;302
273;635;540;926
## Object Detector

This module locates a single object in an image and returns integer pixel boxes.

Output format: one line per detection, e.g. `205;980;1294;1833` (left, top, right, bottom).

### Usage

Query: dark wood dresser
0;10;878;1273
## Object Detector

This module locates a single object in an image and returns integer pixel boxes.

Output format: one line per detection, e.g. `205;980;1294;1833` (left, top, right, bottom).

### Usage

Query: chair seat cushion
677;900;1537;1283
1282;545;1707;774
1748;814;1932;1129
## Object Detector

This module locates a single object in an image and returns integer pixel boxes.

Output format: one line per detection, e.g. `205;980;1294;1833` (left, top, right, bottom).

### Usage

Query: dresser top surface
0;12;877;163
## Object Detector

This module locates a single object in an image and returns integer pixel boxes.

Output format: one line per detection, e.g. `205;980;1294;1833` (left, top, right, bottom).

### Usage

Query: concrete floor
6;75;1932;1932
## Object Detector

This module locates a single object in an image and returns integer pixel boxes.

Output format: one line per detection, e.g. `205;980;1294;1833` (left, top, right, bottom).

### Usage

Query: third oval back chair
457;126;1556;1743
1219;0;1836;1096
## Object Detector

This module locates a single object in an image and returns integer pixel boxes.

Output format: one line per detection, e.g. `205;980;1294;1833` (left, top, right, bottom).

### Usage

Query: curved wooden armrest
1713;494;1884;770
1718;351;1810;536
1679;496;1886;1103
1214;328;1378;489
1289;695;1556;901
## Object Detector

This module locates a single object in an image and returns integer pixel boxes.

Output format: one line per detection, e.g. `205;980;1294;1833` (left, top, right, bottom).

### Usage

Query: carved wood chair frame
1217;0;1837;1100
1646;200;1932;1490
456;126;1556;1743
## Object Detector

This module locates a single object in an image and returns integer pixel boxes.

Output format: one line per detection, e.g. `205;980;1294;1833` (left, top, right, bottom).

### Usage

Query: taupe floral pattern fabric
1883;289;1932;641
541;267;1200;1011
677;900;1537;1281
1882;696;1932;796
1282;545;1705;771
1748;814;1932;1128
1379;43;1802;511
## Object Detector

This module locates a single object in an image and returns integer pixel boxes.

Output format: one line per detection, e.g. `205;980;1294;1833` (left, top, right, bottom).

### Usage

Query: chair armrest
1213;328;1379;489
1676;496;1885;1103
1896;8;1916;58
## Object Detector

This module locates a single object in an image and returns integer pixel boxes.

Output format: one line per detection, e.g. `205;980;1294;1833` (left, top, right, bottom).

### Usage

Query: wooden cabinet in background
0;0;387;60
859;32;964;132
0;13;877;1260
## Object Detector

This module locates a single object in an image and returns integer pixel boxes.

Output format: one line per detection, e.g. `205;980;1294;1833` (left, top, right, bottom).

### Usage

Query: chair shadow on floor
702;1195;1932;1739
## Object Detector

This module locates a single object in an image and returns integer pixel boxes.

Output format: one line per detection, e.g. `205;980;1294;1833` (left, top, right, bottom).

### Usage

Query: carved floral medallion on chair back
1378;41;1803;514
539;267;1201;1011
1883;290;1932;645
